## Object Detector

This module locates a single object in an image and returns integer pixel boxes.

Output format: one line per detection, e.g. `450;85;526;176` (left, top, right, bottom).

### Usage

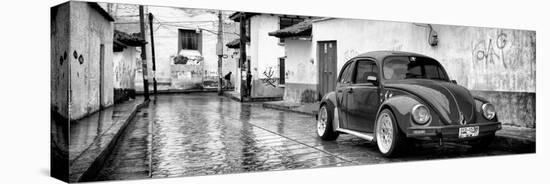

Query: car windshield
383;56;449;81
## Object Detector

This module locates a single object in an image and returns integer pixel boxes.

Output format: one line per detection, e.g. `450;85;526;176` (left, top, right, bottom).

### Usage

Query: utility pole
239;12;247;99
216;11;223;96
139;5;149;100
239;12;250;99
148;12;157;95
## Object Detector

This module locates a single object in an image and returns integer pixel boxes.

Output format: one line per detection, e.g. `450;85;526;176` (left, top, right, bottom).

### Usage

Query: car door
346;59;380;133
335;61;355;129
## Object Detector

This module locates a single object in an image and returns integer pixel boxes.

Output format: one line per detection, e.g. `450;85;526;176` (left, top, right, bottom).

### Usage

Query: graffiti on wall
472;32;511;68
343;49;359;61
72;50;84;65
261;66;278;87
59;51;67;65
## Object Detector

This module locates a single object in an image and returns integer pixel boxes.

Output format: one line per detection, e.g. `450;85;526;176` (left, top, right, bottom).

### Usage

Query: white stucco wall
311;18;536;93
285;39;314;84
250;15;285;80
147;7;218;81
113;47;137;89
249;15;285;97
69;2;114;120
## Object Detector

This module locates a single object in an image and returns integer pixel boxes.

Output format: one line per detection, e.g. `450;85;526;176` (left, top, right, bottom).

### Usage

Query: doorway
317;41;337;98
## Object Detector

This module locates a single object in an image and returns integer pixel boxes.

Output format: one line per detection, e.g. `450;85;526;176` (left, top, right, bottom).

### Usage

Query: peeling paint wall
113;47;138;102
170;64;204;90
283;39;317;103
113;48;137;89
68;2;114;120
250;15;285;98
51;2;70;119
311;18;536;127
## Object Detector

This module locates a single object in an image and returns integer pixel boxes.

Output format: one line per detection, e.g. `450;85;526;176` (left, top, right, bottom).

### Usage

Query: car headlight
412;104;431;125
482;103;496;120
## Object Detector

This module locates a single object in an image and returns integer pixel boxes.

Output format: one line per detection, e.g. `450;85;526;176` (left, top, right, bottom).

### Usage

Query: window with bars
178;29;200;51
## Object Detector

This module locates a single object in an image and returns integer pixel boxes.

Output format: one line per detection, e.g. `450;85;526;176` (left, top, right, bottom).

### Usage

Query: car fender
319;91;338;111
376;95;422;134
473;95;499;122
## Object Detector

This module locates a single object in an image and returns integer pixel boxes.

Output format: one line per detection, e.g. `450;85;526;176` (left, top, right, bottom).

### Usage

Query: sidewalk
262;100;535;152
68;97;148;182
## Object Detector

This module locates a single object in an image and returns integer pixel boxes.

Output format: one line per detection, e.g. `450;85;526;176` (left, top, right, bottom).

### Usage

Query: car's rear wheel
317;104;339;141
376;109;407;157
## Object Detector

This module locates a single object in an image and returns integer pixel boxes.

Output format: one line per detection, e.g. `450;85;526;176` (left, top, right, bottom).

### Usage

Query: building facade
268;20;316;103
106;4;238;91
52;2;115;120
299;18;535;128
112;30;145;103
230;13;311;100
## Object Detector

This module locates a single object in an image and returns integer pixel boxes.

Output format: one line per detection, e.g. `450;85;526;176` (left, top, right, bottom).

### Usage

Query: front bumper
406;122;502;141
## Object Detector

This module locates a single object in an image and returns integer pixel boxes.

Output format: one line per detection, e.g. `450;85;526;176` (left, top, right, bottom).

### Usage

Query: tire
469;133;495;151
317;104;339;141
375;109;408;157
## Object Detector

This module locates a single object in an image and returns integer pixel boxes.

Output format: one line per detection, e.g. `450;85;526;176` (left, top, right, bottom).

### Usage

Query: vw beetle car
316;51;502;157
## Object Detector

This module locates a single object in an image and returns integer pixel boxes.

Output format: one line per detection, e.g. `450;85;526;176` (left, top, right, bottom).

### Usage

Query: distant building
229;12;311;100
51;1;115;120
112;30;146;103
106;4;238;91
268;20;316;103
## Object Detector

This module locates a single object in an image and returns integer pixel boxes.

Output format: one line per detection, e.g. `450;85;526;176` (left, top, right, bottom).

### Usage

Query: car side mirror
367;76;378;85
451;80;457;84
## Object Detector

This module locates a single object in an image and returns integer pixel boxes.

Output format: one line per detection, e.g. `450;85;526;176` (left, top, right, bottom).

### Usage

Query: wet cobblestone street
93;93;517;181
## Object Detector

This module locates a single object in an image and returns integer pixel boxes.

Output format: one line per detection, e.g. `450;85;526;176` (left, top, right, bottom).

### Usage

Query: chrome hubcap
317;106;328;137
376;112;394;154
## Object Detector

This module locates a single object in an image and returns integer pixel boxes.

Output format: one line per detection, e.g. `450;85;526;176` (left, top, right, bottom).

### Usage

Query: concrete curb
71;100;149;182
262;103;535;153
223;91;242;102
262;103;316;117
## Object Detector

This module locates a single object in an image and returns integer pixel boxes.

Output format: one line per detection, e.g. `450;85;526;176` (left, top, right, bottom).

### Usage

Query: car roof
349;50;434;66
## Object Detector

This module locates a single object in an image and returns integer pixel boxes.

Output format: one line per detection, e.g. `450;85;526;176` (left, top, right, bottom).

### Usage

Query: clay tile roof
114;30;147;47
226;37;249;49
268;19;313;38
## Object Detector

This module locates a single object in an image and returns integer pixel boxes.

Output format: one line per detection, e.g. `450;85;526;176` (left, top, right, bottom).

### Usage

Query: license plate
458;126;479;138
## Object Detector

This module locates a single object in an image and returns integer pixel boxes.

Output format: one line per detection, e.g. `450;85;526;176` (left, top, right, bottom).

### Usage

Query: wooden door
317;41;337;98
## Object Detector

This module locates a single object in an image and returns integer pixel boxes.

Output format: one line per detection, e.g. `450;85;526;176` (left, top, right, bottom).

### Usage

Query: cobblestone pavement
93;93;520;181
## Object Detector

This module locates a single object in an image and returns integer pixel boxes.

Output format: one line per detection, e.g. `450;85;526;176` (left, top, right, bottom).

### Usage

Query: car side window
339;62;354;84
354;60;379;85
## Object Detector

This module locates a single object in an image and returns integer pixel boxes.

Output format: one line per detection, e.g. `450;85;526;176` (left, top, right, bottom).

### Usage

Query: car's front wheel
375;109;408;157
317;104;339;141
